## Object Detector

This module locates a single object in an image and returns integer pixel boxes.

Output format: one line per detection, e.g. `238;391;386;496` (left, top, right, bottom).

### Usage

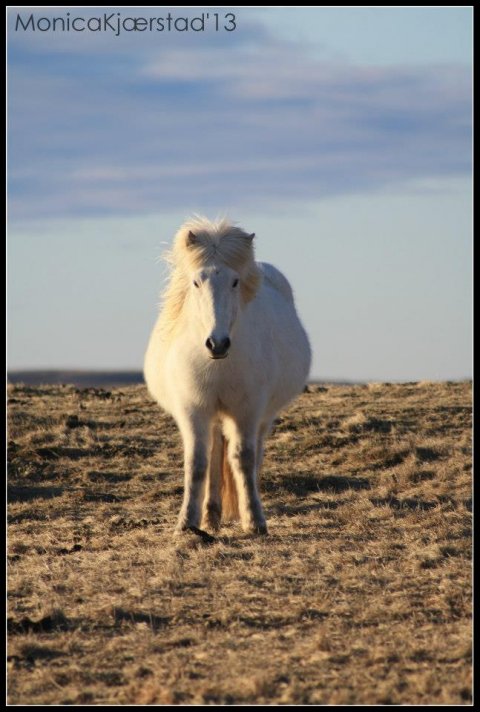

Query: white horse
144;217;311;535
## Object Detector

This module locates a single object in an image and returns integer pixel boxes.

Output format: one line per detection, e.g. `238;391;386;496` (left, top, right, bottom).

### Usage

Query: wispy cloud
8;9;471;222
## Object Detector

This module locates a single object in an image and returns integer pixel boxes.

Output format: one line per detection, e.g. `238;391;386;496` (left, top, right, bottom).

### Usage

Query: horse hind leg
201;424;223;532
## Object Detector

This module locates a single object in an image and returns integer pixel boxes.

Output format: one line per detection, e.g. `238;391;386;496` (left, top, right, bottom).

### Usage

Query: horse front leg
201;424;223;532
175;419;209;534
256;420;272;477
227;426;267;535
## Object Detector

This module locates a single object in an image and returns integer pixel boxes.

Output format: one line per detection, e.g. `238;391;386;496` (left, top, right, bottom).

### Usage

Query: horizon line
6;368;472;387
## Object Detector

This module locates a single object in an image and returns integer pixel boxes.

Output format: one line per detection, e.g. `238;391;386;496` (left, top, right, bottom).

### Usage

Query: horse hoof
174;525;216;544
245;523;268;536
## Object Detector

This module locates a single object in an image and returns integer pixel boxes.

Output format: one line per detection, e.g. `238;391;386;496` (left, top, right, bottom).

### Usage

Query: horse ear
247;233;255;241
187;231;197;246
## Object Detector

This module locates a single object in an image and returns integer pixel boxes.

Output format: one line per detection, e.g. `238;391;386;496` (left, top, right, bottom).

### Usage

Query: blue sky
8;7;472;380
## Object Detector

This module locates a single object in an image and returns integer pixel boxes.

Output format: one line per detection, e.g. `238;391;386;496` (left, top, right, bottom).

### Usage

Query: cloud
7;9;472;222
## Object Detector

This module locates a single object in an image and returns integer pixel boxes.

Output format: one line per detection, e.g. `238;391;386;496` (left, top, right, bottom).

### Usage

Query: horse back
258;262;294;304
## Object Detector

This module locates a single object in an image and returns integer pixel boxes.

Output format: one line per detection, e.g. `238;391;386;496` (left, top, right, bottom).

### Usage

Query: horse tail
220;436;239;521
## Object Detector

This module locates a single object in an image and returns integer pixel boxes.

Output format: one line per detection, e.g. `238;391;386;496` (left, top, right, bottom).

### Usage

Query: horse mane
158;216;262;339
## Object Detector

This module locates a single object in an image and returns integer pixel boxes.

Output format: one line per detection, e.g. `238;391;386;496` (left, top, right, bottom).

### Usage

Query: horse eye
232;279;239;288
193;280;200;288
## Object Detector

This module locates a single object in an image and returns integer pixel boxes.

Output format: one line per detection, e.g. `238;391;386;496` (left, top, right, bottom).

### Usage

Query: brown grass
7;381;472;704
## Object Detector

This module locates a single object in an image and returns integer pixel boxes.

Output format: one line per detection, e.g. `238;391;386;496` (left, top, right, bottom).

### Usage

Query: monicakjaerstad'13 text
14;12;237;35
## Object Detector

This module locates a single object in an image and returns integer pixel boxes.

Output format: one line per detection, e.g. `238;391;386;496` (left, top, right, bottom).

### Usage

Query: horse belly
143;323;174;413
250;290;311;418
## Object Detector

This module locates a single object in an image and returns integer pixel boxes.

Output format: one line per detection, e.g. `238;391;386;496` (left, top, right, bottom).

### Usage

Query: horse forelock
173;216;255;272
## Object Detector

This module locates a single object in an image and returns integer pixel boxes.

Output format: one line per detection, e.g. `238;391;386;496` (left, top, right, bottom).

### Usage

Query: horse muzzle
205;336;231;359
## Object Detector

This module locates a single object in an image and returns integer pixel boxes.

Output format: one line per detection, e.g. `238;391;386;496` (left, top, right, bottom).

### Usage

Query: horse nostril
206;336;231;357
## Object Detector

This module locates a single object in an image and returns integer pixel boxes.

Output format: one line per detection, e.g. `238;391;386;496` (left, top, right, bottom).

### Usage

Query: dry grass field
7;381;472;705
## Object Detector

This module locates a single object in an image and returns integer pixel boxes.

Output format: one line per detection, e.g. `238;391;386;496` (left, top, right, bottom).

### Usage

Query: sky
7;6;472;381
